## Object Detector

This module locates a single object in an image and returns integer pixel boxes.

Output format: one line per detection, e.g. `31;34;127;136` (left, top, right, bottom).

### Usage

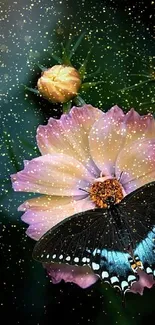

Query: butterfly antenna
79;188;90;194
118;171;123;181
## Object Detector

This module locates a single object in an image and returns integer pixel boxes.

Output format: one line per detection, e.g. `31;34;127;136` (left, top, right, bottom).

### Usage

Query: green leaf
20;138;40;155
86;67;101;79
65;36;73;52
119;79;154;92
139;100;155;106
3;129;21;172
129;73;152;78
61;43;72;65
78;46;93;80
36;63;47;71
111;45;151;69
81;80;104;90
69;31;86;59
61;36;74;65
23;85;40;95
50;32;86;66
50;53;63;64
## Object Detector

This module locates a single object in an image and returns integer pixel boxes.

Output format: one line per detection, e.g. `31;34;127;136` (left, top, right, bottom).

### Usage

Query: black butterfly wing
118;181;155;246
134;228;155;279
33;208;116;265
33;208;138;292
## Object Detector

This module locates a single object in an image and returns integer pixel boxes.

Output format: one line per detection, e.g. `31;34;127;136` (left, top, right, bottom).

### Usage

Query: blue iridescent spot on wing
134;228;155;277
91;248;138;292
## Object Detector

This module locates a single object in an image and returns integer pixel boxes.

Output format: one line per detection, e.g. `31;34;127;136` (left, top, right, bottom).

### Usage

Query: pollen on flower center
89;178;124;208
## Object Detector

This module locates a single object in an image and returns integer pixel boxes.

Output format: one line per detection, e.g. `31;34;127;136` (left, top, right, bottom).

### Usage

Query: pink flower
11;104;155;294
44;263;98;288
130;270;155;295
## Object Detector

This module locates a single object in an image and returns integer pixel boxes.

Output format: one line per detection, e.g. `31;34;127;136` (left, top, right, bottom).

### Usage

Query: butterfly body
33;181;155;293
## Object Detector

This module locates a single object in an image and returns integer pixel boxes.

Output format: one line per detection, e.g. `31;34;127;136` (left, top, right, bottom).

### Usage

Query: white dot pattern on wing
121;281;129;291
74;257;79;263
146;267;152;274
48;249;153;294
92;262;100;270
110;276;119;284
128;275;136;283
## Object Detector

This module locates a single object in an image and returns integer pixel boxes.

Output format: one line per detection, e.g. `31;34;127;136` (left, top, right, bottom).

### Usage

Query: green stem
73;95;86;106
62;100;72;113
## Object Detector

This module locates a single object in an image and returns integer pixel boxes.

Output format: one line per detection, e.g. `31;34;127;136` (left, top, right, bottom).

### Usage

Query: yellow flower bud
37;65;81;103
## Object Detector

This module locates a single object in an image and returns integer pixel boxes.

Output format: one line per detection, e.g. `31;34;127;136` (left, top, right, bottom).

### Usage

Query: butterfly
33;181;155;293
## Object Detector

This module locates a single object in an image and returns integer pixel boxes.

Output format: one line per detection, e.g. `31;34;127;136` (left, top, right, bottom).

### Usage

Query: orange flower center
89;178;124;208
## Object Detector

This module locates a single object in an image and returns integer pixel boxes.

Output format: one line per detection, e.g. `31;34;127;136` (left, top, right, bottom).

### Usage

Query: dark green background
0;0;155;324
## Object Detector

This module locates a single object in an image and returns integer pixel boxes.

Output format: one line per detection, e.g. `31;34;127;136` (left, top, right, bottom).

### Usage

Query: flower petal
11;153;94;196
19;195;95;240
37;105;102;176
44;263;98;288
89;105;125;175
115;139;155;193
130;270;155;295
124;109;155;146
